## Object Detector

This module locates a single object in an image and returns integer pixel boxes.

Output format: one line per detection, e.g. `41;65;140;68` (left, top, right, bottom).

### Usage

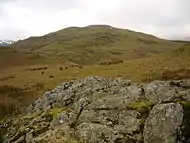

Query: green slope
11;25;182;65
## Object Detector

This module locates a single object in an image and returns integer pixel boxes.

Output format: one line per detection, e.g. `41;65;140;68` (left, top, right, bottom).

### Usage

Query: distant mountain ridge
0;40;15;46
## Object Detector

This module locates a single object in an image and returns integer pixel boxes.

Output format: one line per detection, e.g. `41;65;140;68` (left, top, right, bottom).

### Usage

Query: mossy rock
43;107;72;120
47;107;64;119
127;101;154;117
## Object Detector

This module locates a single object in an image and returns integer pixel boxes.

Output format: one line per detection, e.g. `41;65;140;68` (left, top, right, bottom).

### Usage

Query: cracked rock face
143;103;184;143
1;77;190;143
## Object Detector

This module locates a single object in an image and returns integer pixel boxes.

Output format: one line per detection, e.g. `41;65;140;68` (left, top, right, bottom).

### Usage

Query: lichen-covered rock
178;89;190;101
144;81;180;104
1;111;53;143
25;133;34;143
143;103;184;143
28;77;190;114
74;94;143;142
27;77;136;113
174;79;190;89
50;111;73;127
2;77;190;143
34;125;77;143
77;123;116;143
77;122;142;143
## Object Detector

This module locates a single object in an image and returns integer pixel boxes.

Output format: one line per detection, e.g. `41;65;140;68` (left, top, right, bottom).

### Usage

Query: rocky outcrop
1;77;190;143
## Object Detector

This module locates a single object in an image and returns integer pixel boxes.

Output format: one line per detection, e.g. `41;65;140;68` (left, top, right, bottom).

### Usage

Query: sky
0;0;189;40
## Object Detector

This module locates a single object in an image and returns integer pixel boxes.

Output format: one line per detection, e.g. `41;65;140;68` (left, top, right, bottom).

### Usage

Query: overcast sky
0;0;189;40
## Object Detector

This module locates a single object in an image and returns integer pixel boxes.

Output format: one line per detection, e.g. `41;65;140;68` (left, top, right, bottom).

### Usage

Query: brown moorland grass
0;44;190;116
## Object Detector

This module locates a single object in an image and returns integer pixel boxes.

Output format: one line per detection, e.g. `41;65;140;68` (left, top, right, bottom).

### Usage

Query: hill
0;25;189;117
11;25;182;65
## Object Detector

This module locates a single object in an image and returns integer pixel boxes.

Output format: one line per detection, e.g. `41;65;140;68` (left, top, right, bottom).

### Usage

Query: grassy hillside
11;25;182;65
1;44;190;117
0;47;47;69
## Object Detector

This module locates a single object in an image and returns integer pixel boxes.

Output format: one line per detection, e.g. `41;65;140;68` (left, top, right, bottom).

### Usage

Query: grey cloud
0;0;17;3
17;0;78;11
0;0;189;40
0;27;29;40
99;0;190;39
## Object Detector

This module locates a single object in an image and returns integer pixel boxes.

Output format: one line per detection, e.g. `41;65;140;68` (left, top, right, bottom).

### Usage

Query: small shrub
49;75;54;79
177;101;190;109
48;107;64;119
